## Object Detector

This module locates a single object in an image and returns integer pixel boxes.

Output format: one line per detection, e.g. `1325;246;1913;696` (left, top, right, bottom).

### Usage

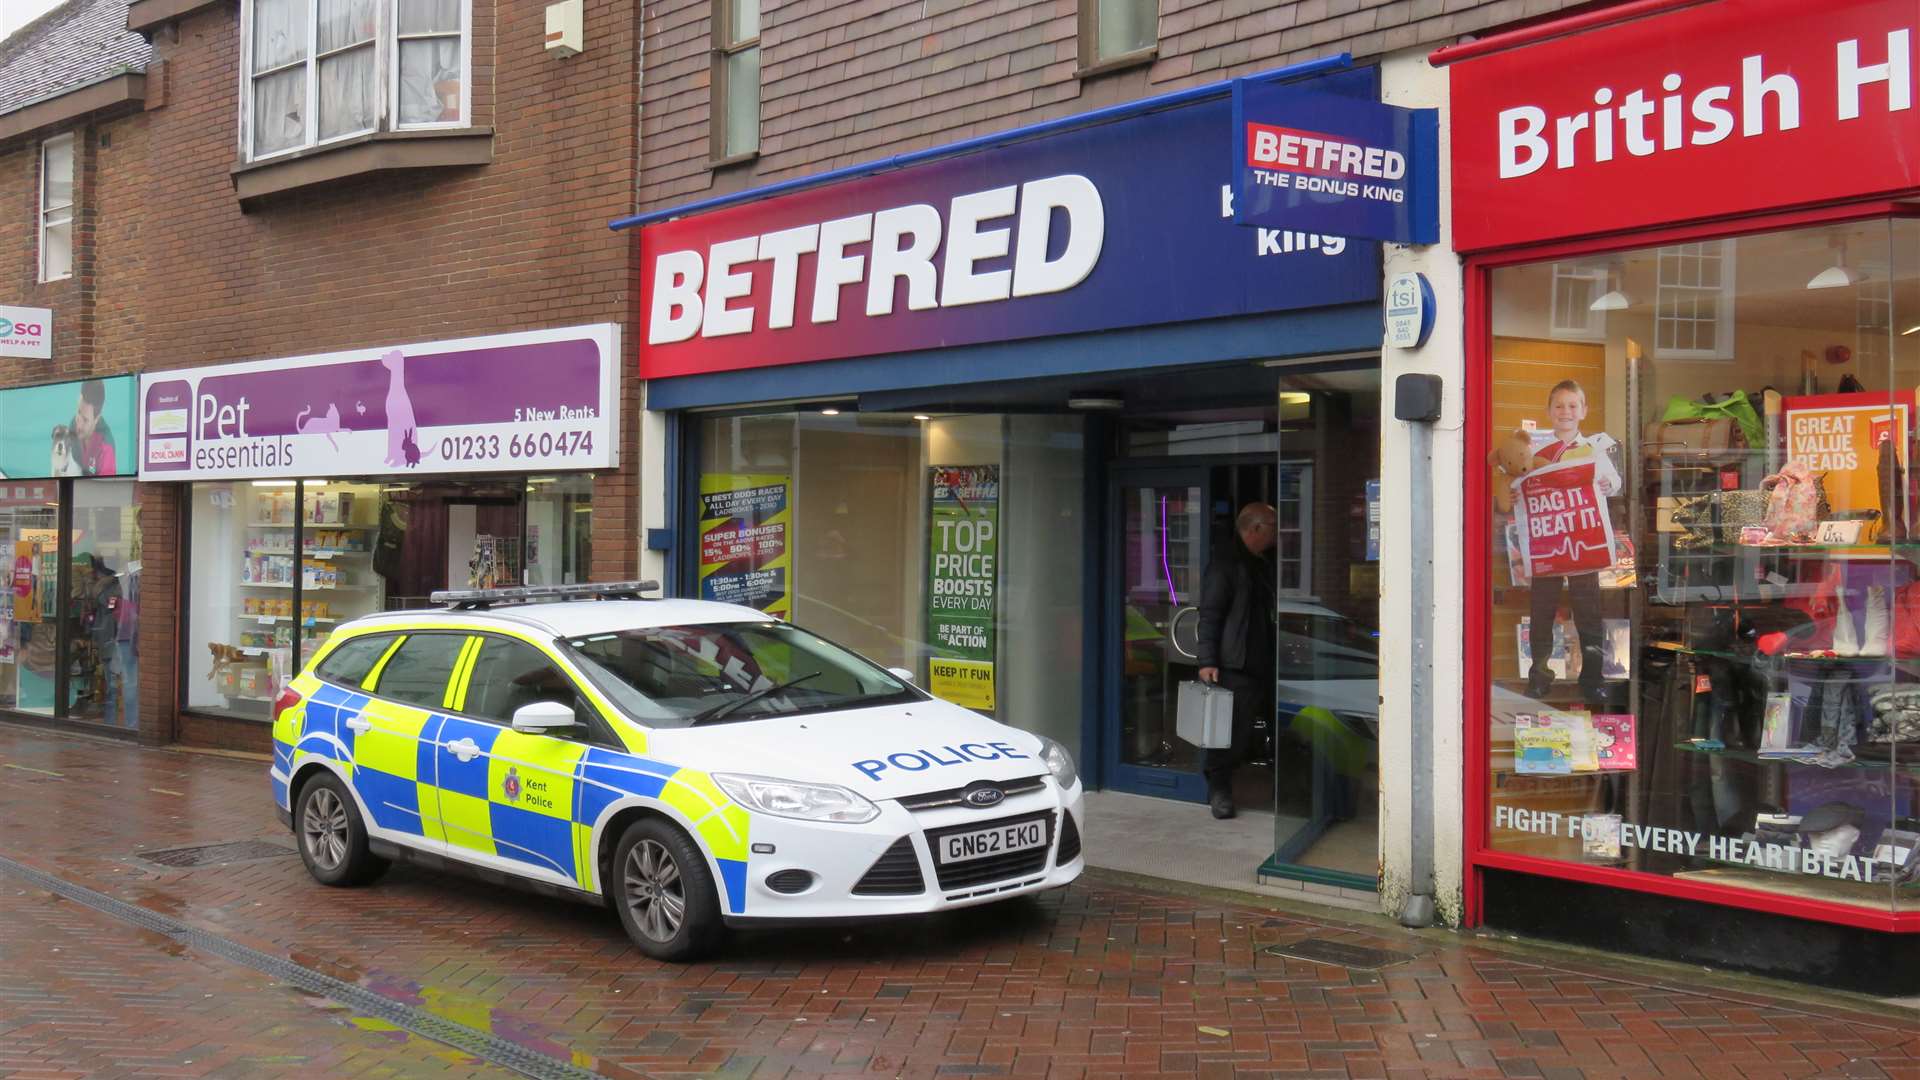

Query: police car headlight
1037;736;1079;790
712;773;880;825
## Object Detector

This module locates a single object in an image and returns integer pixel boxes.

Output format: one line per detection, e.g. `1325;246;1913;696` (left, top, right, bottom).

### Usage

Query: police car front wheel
611;818;721;961
296;772;388;887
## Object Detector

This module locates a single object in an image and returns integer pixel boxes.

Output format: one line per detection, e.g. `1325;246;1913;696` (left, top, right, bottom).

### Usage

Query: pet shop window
39;133;73;283
242;0;468;161
1483;215;1920;917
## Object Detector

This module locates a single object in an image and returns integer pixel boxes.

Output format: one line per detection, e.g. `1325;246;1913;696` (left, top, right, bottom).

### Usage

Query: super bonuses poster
698;475;791;618
927;465;998;712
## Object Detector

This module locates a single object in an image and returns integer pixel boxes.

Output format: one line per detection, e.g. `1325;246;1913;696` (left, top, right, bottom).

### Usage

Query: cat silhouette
295;403;346;451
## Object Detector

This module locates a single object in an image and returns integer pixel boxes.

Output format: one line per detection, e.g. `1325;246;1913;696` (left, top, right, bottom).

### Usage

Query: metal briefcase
1176;680;1234;749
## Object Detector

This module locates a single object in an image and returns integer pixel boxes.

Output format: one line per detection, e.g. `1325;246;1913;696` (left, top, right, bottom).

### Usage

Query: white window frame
1547;262;1608;342
710;0;760;161
1080;0;1160;70
1653;240;1737;361
39;133;74;283
238;0;471;164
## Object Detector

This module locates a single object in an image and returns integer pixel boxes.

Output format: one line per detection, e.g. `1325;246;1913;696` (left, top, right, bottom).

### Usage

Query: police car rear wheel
612;819;720;961
297;773;386;887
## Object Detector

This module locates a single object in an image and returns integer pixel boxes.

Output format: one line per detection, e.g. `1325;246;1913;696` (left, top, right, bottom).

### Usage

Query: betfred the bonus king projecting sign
1448;0;1920;251
1230;78;1439;245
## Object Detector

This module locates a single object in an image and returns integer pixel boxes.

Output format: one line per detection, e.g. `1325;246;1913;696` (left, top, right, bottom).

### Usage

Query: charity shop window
710;0;759;160
39;133;74;282
243;0;470;161
1485;217;1920;916
1080;0;1158;70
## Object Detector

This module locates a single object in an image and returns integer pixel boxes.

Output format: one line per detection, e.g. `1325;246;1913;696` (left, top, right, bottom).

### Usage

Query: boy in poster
1523;380;1620;703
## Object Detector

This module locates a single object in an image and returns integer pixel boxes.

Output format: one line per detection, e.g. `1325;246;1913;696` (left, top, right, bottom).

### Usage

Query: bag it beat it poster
1514;459;1618;579
697;474;792;618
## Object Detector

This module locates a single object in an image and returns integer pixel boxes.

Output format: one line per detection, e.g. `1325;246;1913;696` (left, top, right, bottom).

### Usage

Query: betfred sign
0;305;52;359
1232;73;1438;244
1449;0;1920;251
637;86;1380;380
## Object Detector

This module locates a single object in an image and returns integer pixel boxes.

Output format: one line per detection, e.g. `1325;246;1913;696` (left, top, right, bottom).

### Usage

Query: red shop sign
1447;0;1920;251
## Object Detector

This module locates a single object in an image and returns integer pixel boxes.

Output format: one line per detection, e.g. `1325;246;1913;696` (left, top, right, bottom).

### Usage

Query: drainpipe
1395;373;1441;929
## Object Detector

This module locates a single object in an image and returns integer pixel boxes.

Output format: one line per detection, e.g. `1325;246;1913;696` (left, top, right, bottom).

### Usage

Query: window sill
1075;46;1158;80
708;149;760;171
231;127;494;205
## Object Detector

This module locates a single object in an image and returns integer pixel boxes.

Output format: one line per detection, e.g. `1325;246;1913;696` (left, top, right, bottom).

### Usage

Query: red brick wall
637;0;1594;211
0;0;645;748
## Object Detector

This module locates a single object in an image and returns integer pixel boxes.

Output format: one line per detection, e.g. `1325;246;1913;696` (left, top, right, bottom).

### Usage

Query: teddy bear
1488;428;1594;513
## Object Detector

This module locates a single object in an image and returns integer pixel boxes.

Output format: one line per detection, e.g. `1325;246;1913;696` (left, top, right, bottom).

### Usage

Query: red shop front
1441;0;1920;992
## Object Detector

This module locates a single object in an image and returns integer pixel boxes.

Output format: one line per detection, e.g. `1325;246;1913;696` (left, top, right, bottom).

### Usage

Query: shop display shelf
1671;740;1920;774
237;582;373;590
239;615;340;624
244;548;371;557
250;521;378;529
1670;867;1920;910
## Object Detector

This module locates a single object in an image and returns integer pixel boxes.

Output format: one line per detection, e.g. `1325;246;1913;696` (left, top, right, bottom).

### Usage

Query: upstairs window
243;0;469;162
1080;0;1158;71
711;0;759;161
40;134;74;282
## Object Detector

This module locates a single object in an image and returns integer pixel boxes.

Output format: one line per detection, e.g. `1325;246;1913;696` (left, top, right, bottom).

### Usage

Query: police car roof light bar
430;580;661;610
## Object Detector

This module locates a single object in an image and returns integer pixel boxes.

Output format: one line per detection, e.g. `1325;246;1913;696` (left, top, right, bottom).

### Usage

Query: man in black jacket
1196;502;1279;819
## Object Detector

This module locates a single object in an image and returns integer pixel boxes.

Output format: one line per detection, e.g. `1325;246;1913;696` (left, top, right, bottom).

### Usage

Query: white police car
270;581;1085;960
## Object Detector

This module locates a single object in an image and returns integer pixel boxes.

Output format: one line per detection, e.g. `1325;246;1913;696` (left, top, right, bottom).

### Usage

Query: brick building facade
1;0;646;750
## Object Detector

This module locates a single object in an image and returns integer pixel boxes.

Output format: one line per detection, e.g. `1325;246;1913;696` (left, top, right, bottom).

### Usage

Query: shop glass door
1265;377;1383;888
1108;466;1211;800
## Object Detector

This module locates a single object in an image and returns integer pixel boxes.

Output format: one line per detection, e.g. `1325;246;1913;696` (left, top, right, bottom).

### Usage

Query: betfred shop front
624;61;1414;897
137;326;617;744
1443;0;1920;990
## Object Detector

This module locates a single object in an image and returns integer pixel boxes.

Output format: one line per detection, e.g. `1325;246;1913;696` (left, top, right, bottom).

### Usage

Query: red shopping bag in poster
1516;458;1617;579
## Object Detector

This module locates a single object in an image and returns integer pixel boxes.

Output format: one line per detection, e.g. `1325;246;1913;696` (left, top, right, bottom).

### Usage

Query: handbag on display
1175;680;1234;749
1759;461;1830;541
1642;417;1741;457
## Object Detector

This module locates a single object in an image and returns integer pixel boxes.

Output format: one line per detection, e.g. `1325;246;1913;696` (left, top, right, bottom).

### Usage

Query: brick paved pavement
0;723;1916;1080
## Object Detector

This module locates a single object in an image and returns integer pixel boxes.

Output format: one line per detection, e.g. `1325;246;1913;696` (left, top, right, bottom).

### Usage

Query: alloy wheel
623;838;686;942
303;786;349;871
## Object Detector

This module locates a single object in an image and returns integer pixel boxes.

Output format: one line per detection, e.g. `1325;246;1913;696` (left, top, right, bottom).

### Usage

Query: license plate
939;819;1046;864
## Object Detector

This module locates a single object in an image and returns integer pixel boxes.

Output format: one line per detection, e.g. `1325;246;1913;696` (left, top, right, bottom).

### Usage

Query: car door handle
447;737;481;762
344;717;373;733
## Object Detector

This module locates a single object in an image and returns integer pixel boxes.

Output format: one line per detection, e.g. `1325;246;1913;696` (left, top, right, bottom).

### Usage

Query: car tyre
611;817;723;962
295;772;387;887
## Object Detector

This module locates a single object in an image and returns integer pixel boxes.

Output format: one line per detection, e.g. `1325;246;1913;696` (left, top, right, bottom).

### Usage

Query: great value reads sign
138;325;619;481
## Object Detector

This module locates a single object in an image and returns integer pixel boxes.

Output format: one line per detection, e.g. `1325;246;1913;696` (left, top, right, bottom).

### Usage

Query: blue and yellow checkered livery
273;627;754;913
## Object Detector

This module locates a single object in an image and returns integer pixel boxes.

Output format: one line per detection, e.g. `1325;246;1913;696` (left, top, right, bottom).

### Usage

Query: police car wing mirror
887;667;916;686
511;700;578;733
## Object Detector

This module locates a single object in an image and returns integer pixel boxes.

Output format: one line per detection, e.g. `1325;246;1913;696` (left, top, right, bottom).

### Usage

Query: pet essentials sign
0;306;51;360
137;325;619;481
0;375;136;479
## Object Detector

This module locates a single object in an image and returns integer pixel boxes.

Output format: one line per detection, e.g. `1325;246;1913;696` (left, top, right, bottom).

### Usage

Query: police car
270;582;1085;960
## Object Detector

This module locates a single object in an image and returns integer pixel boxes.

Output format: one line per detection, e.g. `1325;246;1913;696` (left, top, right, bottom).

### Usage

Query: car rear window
314;633;399;688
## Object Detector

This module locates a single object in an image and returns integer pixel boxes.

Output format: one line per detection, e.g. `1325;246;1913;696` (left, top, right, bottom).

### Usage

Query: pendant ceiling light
1808;240;1853;289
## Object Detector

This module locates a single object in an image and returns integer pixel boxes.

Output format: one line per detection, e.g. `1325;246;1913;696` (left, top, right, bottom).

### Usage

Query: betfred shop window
243;0;470;162
1485;218;1920;916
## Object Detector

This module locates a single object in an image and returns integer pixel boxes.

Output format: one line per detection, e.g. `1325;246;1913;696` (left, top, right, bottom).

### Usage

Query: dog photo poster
0;376;135;481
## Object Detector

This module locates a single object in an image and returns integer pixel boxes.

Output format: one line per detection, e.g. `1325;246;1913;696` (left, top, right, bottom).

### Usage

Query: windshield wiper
692;671;822;725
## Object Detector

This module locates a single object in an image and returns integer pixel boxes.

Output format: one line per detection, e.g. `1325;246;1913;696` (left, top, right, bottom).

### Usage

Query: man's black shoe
1210;790;1236;819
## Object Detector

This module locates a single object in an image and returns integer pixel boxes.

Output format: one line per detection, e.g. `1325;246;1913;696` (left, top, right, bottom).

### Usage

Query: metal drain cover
1266;937;1418;970
139;840;296;868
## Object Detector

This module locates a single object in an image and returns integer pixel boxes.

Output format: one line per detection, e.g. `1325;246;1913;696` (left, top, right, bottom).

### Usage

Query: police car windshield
563;622;917;727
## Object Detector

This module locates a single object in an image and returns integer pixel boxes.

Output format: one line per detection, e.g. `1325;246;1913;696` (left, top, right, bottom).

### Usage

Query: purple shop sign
138;325;620;481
